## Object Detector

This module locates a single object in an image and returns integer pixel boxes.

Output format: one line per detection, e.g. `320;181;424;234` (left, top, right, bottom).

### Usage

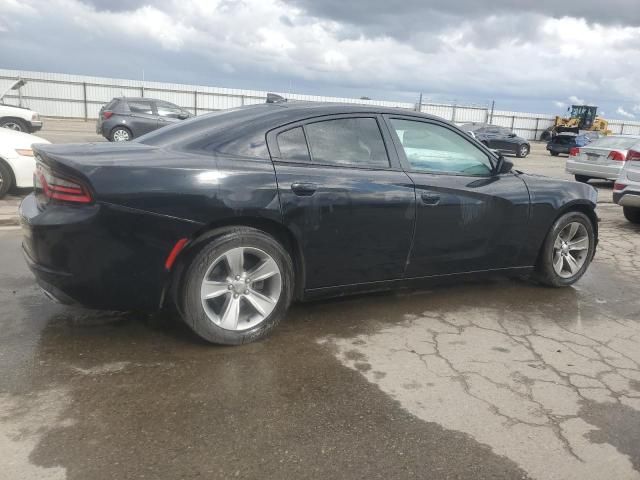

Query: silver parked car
613;148;640;224
566;135;640;183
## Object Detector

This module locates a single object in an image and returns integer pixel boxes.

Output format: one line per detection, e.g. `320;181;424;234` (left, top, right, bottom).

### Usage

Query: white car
0;103;43;133
0;79;43;133
0;128;49;198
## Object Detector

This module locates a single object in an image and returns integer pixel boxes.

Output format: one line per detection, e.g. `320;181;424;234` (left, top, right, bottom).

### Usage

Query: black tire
110;126;133;142
550;152;559;157
516;144;529;158
534;211;595;287
0;117;28;132
0;161;13;199
574;175;590;183
180;227;294;345
623;207;640;224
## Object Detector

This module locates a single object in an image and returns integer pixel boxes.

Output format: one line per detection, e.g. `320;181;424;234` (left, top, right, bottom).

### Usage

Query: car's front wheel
534;211;595;287
181;227;294;345
517;144;529;158
110;126;132;142
623;206;640;224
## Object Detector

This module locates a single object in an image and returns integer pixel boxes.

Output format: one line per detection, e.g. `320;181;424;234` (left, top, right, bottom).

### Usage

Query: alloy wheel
552;222;589;278
520;145;528;156
112;129;130;142
2;122;23;131
200;246;282;331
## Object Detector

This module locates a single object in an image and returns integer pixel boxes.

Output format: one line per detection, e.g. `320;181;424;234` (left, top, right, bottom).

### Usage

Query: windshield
588;136;640;150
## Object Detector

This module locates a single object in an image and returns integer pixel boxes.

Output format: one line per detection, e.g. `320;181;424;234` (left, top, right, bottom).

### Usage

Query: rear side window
305;118;389;167
277;127;311;162
156;101;186;118
127;100;153;114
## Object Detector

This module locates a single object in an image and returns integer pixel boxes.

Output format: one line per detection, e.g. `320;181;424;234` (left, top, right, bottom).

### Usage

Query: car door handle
291;182;318;196
420;193;440;206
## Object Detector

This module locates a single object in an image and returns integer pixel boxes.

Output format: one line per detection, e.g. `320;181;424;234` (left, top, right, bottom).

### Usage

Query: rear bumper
565;159;621;180
29;120;43;132
614;190;640;208
19;193;201;311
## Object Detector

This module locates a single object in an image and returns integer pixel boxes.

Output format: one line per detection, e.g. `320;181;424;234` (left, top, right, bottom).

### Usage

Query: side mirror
495;155;513;174
508;133;517;138
178;112;189;120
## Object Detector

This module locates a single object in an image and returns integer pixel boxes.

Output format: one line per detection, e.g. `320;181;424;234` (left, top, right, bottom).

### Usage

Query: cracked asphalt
1;133;640;479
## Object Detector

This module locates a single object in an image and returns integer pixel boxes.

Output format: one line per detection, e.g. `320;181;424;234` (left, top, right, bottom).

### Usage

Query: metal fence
2;69;640;140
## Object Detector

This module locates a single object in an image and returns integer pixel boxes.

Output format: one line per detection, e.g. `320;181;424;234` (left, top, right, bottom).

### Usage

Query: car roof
137;102;447;154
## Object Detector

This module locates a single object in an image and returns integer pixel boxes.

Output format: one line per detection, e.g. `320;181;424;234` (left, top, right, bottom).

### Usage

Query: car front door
268;115;416;290
125;99;158;136
385;116;530;277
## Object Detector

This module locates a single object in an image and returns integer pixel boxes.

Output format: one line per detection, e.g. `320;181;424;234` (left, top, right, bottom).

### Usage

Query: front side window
156;101;186;118
127;100;153;114
390;119;494;176
304;118;389;167
277;127;311;162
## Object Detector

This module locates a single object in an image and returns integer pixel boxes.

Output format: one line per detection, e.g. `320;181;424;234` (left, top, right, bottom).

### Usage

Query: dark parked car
21;101;598;345
459;123;530;158
96;97;192;142
547;133;591;156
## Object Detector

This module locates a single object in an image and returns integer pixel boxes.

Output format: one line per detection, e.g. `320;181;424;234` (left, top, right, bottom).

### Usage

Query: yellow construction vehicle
553;105;611;135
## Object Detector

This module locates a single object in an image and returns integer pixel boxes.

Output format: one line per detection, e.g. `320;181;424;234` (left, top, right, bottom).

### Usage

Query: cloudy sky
1;0;640;119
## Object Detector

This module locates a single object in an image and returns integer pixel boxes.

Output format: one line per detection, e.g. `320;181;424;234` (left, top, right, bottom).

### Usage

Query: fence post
141;86;144;97
511;115;515;130
489;100;495;124
194;90;198;116
416;92;423;112
240;95;245;106
82;82;88;121
534;118;540;140
451;104;457;122
621;123;625;134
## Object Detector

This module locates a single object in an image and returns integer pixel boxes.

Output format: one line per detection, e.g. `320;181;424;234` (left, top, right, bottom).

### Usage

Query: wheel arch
166;216;305;310
533;200;598;268
0;156;16;192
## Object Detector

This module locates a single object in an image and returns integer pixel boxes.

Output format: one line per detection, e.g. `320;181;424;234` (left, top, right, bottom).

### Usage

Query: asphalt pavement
1;121;639;479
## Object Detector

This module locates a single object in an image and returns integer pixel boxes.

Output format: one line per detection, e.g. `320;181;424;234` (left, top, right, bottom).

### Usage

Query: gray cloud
283;0;640;31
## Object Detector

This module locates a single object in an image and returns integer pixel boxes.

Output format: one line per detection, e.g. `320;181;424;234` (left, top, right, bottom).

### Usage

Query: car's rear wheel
516;144;529;158
181;227;294;345
0;118;28;132
534;211;595;287
550;152;559;156
110;126;132;142
574;175;590;183
0;161;13;199
623;206;640;224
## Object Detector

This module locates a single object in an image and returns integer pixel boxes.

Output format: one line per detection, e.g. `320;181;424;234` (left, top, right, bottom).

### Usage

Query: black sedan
21;101;598;345
459;123;530;158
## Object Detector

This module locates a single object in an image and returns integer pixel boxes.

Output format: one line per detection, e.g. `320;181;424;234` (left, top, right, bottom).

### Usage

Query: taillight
627;149;640;161
607;150;626;161
569;147;580;156
35;163;92;204
102;110;113;119
614;183;627;191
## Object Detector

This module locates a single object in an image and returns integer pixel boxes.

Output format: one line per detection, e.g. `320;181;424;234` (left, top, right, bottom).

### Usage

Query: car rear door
384;115;530;277
155;100;189;129
268;114;416;290
125;99;158;136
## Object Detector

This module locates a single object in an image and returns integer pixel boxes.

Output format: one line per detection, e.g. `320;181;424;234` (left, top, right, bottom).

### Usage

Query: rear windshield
136;105;276;158
554;136;576;145
588;136;640;150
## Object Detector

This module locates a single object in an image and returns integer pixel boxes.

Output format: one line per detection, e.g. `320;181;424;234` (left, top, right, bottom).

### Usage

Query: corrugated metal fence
2;69;639;140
